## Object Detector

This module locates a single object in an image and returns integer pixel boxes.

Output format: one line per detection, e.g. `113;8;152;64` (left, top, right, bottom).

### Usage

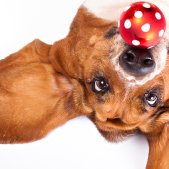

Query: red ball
119;2;166;48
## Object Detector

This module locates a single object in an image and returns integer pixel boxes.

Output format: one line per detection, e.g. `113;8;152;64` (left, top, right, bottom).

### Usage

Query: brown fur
0;39;91;143
1;6;169;168
50;8;169;168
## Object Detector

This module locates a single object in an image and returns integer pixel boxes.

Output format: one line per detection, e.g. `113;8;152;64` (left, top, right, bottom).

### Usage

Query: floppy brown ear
139;100;169;169
49;37;93;116
144;101;169;169
50;39;74;76
50;33;88;79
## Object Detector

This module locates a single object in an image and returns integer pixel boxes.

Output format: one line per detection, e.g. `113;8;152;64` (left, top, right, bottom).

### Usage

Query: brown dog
49;1;169;168
49;1;169;141
1;0;169;168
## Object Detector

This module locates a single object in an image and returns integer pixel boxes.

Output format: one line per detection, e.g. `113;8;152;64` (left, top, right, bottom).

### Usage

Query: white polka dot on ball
124;19;131;29
141;23;150;32
124;5;131;12
132;40;140;46
134;11;143;18
155;12;161;20
159;30;164;37
143;3;151;8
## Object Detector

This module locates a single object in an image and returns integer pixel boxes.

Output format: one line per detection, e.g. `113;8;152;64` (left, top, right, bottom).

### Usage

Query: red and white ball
119;2;166;48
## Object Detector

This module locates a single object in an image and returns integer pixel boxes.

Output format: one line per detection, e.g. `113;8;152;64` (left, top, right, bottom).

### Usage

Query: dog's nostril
143;58;154;66
123;52;135;63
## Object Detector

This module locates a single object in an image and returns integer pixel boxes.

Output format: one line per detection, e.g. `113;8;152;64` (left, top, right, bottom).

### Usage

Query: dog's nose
119;48;155;76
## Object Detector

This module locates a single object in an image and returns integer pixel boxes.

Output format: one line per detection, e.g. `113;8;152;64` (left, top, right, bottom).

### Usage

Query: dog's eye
91;77;110;94
144;92;159;107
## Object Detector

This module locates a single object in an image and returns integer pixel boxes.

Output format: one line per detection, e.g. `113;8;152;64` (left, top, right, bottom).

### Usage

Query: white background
0;0;148;169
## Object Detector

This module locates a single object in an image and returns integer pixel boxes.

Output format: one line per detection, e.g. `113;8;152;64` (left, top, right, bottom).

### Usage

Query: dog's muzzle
119;48;155;77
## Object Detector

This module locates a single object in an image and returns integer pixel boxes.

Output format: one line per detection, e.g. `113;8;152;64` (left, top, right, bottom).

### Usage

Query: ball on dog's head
119;1;166;48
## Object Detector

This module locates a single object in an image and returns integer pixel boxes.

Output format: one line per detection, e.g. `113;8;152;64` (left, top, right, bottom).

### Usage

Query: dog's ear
49;37;83;79
49;37;93;115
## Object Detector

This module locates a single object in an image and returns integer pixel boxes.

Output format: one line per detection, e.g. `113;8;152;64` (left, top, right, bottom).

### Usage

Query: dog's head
50;0;169;141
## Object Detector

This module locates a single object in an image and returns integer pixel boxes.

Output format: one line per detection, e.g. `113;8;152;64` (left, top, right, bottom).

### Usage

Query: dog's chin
97;128;136;142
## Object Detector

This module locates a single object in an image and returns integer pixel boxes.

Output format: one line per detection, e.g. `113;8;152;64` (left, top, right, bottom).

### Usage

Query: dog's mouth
89;114;139;142
95;118;139;131
95;118;137;142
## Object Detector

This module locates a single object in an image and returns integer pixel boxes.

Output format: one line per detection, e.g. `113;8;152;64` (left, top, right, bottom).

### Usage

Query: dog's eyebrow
105;26;119;39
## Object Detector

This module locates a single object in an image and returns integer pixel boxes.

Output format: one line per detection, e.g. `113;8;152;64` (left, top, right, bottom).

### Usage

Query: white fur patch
110;36;168;86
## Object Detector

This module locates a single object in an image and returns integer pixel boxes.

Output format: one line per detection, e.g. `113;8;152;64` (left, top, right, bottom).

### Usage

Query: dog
1;0;169;168
50;0;169;168
50;0;169;142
